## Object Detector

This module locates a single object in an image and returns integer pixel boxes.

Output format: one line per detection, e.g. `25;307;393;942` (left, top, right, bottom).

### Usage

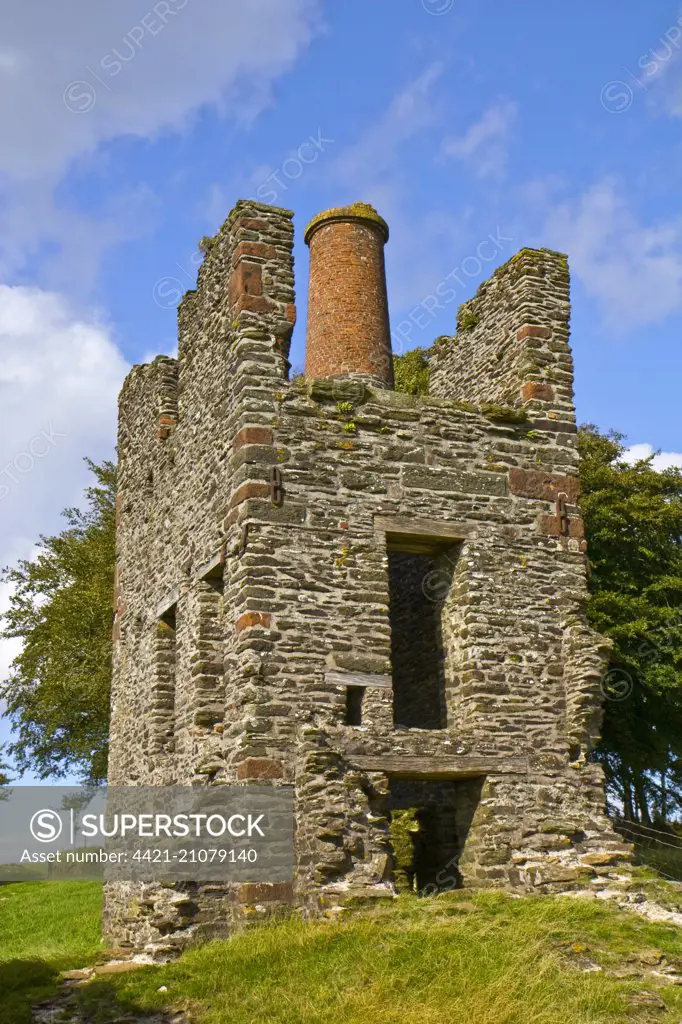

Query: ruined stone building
106;200;630;952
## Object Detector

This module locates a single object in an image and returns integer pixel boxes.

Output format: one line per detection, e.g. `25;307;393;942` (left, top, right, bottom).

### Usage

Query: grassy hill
3;878;682;1023
0;881;102;1023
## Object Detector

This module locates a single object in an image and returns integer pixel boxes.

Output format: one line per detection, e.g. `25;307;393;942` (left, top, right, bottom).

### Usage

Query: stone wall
106;200;630;954
429;247;576;437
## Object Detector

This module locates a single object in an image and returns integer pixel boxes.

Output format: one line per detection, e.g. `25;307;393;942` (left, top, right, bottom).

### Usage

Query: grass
73;889;682;1023
0;881;103;1023
3;882;682;1022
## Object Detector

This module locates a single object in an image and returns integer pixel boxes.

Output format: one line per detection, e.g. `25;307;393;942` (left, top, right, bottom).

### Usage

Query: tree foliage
0;460;116;783
0;745;11;786
392;348;430;396
579;426;682;823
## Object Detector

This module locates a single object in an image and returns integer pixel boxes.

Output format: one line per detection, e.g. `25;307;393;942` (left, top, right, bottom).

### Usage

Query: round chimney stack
304;202;393;388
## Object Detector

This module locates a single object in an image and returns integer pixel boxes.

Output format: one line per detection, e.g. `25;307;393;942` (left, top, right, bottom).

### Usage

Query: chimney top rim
304;202;389;245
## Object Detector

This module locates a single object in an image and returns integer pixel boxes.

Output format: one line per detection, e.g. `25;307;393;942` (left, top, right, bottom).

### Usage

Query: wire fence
614;818;682;882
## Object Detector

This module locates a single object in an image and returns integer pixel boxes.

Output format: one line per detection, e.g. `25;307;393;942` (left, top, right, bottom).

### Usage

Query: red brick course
233;427;274;450
305;213;393;385
231;241;278;264
509;468;580;503
236;758;284;781
235;611;272;633
238;882;293;904
539;514;585;539
232;294;277;316
285;303;297;325
521;381;554;402
229;482;270;508
158;414;177;441
228;260;263;306
517;325;552;341
233;217;273;233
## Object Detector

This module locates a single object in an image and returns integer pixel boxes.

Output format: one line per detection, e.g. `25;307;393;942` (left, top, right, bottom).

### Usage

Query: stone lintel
325;670;392;690
347;754;528;778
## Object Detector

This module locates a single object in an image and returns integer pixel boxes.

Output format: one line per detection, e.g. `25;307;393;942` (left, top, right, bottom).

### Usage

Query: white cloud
443;99;518;179
0;284;127;531
320;66;493;322
329;64;446;197
0;0;320;278
624;443;682;471
0;284;129;744
539;177;682;330
632;18;682;118
0;0;319;180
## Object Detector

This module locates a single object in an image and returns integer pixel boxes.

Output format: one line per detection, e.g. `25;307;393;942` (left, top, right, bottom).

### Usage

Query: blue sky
2;0;682;780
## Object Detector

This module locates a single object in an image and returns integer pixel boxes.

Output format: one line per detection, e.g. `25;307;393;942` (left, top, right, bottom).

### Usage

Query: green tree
578;426;682;823
0;745;12;786
392;348;430;395
0;459;116;784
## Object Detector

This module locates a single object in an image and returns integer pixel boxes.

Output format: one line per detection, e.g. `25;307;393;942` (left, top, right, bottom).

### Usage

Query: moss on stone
456;301;480;333
309;379;369;405
480;403;528;424
510;246;569;263
304;202;389;244
390;809;420;894
227;199;294;226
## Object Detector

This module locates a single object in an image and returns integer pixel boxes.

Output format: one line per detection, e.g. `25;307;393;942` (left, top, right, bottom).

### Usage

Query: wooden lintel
346;754;527;779
325;671;392;690
374;516;476;549
156;588;180;620
194;547;226;582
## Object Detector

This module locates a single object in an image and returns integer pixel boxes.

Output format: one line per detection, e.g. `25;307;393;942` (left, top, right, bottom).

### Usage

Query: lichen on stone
304;202;389;244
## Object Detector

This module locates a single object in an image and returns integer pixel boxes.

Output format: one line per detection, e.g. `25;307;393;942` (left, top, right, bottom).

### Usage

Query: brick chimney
304;203;393;388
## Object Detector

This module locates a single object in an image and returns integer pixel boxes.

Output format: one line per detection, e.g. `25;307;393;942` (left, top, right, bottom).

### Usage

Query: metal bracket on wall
269;465;284;507
556;492;569;537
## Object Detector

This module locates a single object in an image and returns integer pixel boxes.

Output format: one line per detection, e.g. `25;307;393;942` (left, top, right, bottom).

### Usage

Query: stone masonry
105;200;631;954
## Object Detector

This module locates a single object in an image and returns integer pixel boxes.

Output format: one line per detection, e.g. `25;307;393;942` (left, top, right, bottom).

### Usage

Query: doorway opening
388;777;483;894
